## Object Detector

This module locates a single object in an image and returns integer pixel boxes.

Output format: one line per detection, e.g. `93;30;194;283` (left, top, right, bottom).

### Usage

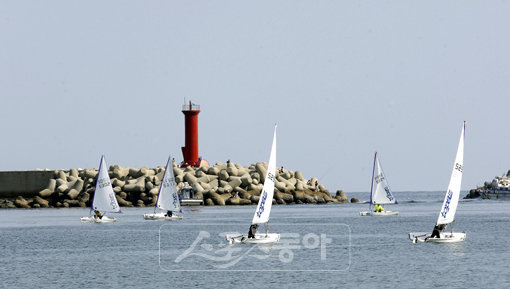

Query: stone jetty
0;161;349;208
464;169;510;199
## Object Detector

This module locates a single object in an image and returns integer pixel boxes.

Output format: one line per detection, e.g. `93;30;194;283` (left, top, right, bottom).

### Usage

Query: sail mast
155;156;172;212
369;152;377;210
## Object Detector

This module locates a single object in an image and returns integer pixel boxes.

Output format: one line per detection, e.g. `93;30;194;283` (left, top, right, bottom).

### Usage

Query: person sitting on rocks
374;204;385;213
165;211;173;217
94;210;103;219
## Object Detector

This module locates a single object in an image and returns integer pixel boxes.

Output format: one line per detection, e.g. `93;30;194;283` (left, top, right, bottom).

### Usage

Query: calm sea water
1;191;509;288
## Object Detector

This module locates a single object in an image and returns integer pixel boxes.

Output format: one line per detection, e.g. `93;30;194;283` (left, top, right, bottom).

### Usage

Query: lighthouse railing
182;104;200;111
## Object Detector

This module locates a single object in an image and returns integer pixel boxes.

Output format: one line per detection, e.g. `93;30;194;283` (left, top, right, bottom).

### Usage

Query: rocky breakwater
0;161;349;208
464;169;510;199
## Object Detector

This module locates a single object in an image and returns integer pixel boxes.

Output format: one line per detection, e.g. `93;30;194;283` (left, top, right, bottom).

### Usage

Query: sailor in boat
165;210;173;217
94;210;104;220
374;204;385;213
429;224;446;239
248;224;258;238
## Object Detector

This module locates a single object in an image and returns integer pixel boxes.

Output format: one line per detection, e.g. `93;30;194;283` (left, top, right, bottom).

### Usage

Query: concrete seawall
0;171;56;198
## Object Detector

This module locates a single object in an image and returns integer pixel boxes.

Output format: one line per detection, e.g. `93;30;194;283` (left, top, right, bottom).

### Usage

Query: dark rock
335;190;348;203
15;196;30;208
209;192;225;206
34;196;49;208
116;195;133;207
204;198;215;206
79;192;90;203
39;179;57;198
0;199;16;208
64;200;80;207
276;192;294;203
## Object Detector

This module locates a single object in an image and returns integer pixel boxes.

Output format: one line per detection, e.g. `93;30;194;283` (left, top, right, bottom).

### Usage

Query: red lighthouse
181;100;200;167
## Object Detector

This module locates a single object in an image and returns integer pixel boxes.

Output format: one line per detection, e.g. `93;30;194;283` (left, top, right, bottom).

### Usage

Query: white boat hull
409;232;466;243
225;233;280;245
143;213;183;220
180;199;203;206
360;211;399;216
80;215;117;223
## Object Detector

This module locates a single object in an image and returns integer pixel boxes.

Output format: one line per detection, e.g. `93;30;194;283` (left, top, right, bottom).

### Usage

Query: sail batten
436;122;465;226
251;125;277;225
91;155;121;213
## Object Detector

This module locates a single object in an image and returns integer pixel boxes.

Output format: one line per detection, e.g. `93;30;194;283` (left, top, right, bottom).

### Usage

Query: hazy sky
1;1;509;193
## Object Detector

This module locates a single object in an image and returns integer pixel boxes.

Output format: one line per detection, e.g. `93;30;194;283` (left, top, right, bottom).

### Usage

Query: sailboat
409;121;466;243
225;125;280;244
360;152;398;216
143;155;183;220
80;155;121;223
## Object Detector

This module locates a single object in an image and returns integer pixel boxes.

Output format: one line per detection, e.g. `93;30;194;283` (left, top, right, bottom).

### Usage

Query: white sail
251;125;277;225
156;156;181;213
371;152;397;205
92;155;121;213
436;122;465;226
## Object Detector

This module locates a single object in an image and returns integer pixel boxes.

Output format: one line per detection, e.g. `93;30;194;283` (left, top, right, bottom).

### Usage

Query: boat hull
180;199;203;206
360;211;399;216
143;213;183;220
409;232;466;243
80;216;117;223
225;233;280;245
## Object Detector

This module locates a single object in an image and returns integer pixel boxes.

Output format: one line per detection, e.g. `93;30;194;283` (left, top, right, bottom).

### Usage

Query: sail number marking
455;163;463;173
375;173;385;184
109;193;118;210
98;178;110;189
